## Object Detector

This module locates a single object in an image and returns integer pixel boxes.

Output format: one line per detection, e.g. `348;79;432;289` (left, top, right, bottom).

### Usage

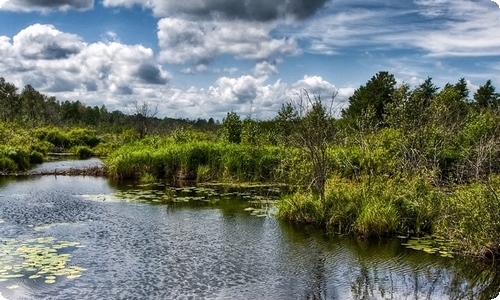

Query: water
0;162;499;299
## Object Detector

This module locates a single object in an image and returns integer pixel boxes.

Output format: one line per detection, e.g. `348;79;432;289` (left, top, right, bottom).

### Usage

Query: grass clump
279;174;442;238
70;146;95;158
434;175;500;257
106;137;287;183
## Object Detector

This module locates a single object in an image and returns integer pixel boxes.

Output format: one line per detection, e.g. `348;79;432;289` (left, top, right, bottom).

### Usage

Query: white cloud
292;75;337;97
0;24;170;107
293;0;500;57
12;24;84;60
157;18;300;64
253;61;278;78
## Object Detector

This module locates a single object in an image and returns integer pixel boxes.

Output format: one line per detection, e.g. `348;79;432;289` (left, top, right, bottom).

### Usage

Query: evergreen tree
342;71;396;125
474;80;498;109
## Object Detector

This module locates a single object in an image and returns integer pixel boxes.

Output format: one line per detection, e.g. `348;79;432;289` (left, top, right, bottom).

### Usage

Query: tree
0;77;20;122
273;102;298;145
342;71;396;125
412;77;439;108
241;118;260;145
20;84;45;124
474;80;498;109
454;78;469;102
280;90;337;202
221;111;242;143
132;100;158;138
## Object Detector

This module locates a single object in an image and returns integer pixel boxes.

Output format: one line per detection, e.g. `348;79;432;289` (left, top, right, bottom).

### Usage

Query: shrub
29;151;44;165
71;146;94;158
0;156;17;172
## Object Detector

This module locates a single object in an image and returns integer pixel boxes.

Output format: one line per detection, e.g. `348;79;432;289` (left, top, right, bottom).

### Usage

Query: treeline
0;77;219;133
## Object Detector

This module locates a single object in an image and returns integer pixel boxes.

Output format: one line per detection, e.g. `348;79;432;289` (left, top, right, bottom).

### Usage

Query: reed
105;138;287;183
279;174;443;237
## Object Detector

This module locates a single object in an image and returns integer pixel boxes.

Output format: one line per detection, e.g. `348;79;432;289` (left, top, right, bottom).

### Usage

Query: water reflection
0;175;498;299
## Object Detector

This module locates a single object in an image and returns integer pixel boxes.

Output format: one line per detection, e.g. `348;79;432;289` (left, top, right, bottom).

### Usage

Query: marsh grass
434;175;500;257
106;138;287;183
279;174;443;237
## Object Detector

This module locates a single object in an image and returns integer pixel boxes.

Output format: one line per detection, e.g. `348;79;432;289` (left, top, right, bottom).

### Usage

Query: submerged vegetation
2;73;500;258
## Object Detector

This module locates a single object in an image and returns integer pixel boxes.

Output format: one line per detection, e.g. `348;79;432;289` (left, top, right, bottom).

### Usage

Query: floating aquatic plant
401;235;458;258
81;185;281;207
0;237;86;284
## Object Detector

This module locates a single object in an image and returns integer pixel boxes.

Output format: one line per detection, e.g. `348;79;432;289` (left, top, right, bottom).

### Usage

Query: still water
0;162;499;299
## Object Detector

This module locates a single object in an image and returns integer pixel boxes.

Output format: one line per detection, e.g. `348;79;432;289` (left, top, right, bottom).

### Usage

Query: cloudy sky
0;0;499;120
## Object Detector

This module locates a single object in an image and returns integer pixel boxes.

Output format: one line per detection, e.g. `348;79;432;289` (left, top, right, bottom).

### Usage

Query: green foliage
342;71;397;125
139;172;156;185
0;156;17;172
29;151;44;165
277;193;324;225
220;111;242;143
106;138;288;183
280;174;443;237
435;176;500;257
474;80;499;109
0;146;30;172
241;118;261;145
70;146;95;158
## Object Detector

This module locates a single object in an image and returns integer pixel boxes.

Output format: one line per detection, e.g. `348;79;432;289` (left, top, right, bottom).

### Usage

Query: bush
29;151;44;164
435;176;500;257
71;146;94;158
279;174;443;237
0;156;17;172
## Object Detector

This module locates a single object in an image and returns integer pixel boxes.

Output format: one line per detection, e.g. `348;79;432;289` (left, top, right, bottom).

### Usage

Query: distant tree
454;78;469;102
0;77;20;122
342;71;396;125
474;80;499;109
412;77;439;108
221;111;242;143
132;100;158;138
241;117;260;145
20;84;45;124
273;102;298;145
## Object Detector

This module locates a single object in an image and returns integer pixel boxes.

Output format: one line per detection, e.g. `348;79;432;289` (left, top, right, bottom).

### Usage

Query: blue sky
0;0;499;120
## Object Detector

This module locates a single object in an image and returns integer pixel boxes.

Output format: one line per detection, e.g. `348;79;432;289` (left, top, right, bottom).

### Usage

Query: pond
0;161;499;299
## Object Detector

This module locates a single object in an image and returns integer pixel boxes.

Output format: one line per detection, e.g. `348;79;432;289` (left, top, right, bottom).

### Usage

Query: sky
0;0;499;120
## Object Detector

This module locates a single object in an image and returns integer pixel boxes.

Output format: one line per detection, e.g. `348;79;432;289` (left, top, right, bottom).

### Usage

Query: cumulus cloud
157;18;300;64
292;75;337;97
0;24;170;100
253;61;278;78
13;24;84;60
103;0;327;21
1;0;93;12
211;75;264;104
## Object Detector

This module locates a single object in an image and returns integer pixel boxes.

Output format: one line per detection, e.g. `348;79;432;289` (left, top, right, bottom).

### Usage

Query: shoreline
0;165;108;177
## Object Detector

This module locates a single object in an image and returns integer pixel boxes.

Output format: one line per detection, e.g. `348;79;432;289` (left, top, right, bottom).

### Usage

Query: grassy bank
278;174;500;258
105;136;291;183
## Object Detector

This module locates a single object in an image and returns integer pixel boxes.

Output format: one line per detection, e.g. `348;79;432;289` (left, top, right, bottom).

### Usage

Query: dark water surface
0;168;499;299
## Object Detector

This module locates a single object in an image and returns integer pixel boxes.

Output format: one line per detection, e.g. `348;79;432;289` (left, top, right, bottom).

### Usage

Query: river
0;160;499;299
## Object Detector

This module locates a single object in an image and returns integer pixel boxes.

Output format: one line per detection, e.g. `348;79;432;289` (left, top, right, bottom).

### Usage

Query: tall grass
434;175;500;257
279;174;443;237
105;137;288;183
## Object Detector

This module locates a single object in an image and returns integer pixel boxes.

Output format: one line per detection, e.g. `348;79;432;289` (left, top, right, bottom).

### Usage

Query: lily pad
0;236;86;285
